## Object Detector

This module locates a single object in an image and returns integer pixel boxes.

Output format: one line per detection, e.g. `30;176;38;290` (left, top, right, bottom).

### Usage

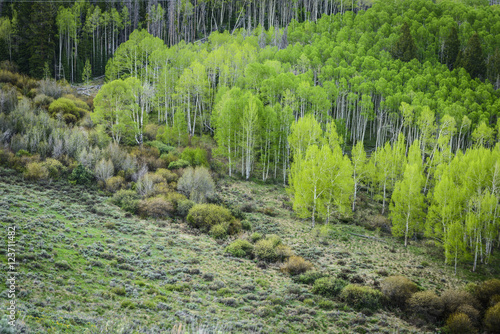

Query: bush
138;196;174;218
484;303;500;333
155;168;178;183
69;164;94;185
380;276;418;307
147;140;175;154
294;270;328;285
177;199;195;218
106;176;125;193
209;224;227;239
275;244;293;261
186;204;234;233
456;304;480;326
475;279;500;308
340;284;383;311
241;220;252;231
280;256;313;275
441;289;479;315
446;312;476;334
225;239;254;258
180;147;208;167
111;190;140;213
0;315;15;334
48;96;88;124
42;158;66;179
168;159;190;170
250;232;263;243
24;162;49;180
266;234;282;247
177;166;215;203
254;239;278;262
312;277;348;298
120;300;136;309
406;290;444;322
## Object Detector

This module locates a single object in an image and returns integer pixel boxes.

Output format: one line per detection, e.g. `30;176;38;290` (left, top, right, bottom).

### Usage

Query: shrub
24;162;49;180
275;244;293;261
42;158;66;179
312;277;348;298
111;287;126;296
456;304;480;325
318;300;336;310
165;192;187;209
177;199;195;218
111;190;140;213
209;224;227;239
180;147;208;167
106;176;125;193
155;168;178;183
177;166;215;203
138;196;174;218
147;140;175;154
225;239;254;258
69;164;94;185
254;239;278;262
475;279;500;308
55;260;71;270
241;220;252;231
48;96;88;124
294;270;328;285
441;289;479;315
120;300;136;309
280;256;313;275
168;159;190;170
406;291;444;322
446;313;476;334
340;284;383;311
250;232;263;243
186;204;234;233
266;234;282;247
0;315;15;334
380;276;418;307
484;303;500;333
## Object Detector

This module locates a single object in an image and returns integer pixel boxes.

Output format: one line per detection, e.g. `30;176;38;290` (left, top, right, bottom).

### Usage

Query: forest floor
1;167;497;333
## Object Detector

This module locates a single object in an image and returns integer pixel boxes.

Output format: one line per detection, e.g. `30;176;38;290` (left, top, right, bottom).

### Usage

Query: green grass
1;168;496;333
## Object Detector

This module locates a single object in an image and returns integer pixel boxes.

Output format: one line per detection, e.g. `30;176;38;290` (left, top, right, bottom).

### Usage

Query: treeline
0;0;376;81
287;115;499;272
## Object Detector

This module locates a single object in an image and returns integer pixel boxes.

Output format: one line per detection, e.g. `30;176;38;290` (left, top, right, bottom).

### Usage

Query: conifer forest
0;0;500;333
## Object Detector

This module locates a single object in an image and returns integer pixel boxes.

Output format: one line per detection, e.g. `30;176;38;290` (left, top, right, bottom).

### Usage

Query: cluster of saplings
293;268;500;334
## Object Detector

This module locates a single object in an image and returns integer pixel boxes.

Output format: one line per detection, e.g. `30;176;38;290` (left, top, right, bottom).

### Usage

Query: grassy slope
1;167;497;333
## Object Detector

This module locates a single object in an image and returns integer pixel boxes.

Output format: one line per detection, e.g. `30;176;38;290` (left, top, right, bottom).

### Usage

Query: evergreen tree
458;33;486;80
392;22;417;62
443;26;459;70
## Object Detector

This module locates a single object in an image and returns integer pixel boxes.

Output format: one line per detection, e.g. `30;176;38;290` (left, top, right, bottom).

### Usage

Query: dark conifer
393;22;417;62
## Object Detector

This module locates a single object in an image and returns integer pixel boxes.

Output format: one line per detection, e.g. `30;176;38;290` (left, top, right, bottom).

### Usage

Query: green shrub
254;239;278;262
280;256;313;275
120;300;136;309
186;204;234;233
168;159;190;170
318;300;336;310
340;284;383;311
55;260;71;270
275;244;293;262
266;234;282;247
474;279;500;308
241;220;252;231
225;239;254;258
446;312;476;334
294;270;328;285
407;291;444;322
138;196;174;218
180;147;208;167
105;176;125;193
380;276;418;307
42;158;66;179
111;287;126;296
177;199;195;218
141;300;157;310
456;304;480;326
441;289;479;315
24;162;49;180
48;96;88;124
155;168;178;183
312;277;347;298
484;303;500;333
209;224;227;239
147;141;175;154
110;190;140;213
69;164;94;185
250;232;263;243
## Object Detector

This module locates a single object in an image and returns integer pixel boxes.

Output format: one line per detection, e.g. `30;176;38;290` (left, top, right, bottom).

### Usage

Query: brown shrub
280;256;313;275
138;196;174;218
446;312;476;334
475;279;500;308
441;289;479;315
407;291;444;322
484;303;500;334
456;304;480;326
380;276;419;307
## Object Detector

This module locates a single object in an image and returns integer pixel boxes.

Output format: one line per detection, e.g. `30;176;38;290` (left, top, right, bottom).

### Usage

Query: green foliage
209;224;227;239
180;147;208;167
110;190;140;213
186;203;236;234
340;284;383;311
24;162;49;180
474;279;500;308
392;22;417;62
312;277;348;298
225;239;254;258
407;291;444;322
254;239;278;262
138;196;174;218
0;315;15;334
48;96;89;124
68;164;94;185
280;256;313;275
176;199;195;218
446;312;476;334
147;141;175;155
250;232;263;243
168;159;190;170
484;303;500;333
380;276;419;307
294;270;328;285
